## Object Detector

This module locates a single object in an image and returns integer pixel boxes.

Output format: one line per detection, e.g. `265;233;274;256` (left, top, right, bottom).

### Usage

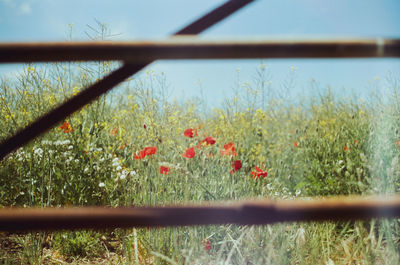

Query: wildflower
293;141;299;148
110;127;118;136
130;170;137;176
59;121;73;133
33;148;43;158
160;166;170;175
134;151;146;160
134;146;157;160
116;166;122;171
202;136;216;146
120;174;126;180
230;160;242;174
251;166;268;179
99;182;105;188
144;146;157;155
220;142;237;156
134;150;146;160
184;128;198;138
202;240;212;252
182;147;196;159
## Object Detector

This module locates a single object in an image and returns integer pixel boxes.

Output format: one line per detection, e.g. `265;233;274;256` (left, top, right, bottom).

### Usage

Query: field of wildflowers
1;58;400;264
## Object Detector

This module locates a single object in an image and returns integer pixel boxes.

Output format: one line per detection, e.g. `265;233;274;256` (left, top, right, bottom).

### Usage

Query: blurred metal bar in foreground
1;196;400;232
0;0;254;161
0;38;400;63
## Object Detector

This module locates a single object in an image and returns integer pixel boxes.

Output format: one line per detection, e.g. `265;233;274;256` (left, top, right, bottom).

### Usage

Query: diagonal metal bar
1;38;400;63
0;0;254;161
174;0;253;35
1;196;400;231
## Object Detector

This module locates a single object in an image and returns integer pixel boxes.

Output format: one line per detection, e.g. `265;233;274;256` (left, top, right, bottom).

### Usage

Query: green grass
1;58;400;264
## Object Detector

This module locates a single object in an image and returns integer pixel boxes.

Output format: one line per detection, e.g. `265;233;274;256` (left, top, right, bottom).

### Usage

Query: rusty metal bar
1;38;400;63
175;0;253;35
0;0;254;161
1;196;400;231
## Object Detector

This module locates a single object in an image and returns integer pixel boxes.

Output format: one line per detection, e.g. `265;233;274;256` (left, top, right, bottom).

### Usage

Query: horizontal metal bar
1;196;400;232
0;38;399;63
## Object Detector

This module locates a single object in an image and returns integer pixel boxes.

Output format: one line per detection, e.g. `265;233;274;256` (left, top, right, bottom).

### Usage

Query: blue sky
1;0;400;107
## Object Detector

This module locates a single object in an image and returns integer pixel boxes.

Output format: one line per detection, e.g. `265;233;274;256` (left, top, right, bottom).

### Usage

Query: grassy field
1;58;400;264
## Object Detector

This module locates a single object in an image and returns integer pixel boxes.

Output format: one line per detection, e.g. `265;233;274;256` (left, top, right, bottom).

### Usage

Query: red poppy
230;160;242;174
293;141;299;148
343;145;350;151
160;166;170;175
202;240;212;252
59;121;73;133
354;140;359;145
183;147;196;158
232;160;242;171
144;146;157;156
134;151;146;160
184;128;198;138
110;127;118;136
396;140;400;148
202;136;216;146
220;142;237;156
143;124;147;129
251;166;268;179
134;146;157;160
